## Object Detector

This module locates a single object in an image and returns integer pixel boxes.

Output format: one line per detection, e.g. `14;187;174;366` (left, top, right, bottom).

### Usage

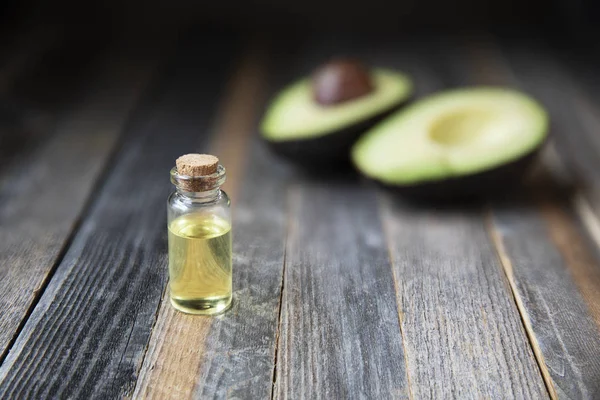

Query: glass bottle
167;154;232;315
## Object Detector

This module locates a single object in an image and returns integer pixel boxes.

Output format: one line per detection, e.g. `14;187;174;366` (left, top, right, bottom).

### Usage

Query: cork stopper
173;154;224;192
176;154;219;177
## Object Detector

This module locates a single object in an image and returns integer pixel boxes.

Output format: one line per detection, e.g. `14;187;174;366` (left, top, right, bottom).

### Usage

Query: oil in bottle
168;213;232;314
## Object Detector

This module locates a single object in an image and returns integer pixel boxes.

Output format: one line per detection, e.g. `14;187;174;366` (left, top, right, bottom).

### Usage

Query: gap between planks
0;38;166;364
0;25;63;362
465;39;557;399
377;194;414;400
467;35;600;327
467;36;600;398
366;37;548;399
131;40;269;399
270;190;291;400
484;212;558;400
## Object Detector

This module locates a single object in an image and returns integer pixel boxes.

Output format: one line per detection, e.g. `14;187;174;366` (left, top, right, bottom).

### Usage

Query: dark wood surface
451;38;600;399
0;35;159;364
0;25;599;400
277;182;411;399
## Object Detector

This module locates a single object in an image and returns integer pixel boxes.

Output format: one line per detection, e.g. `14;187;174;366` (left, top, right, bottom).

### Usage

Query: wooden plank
0;23;79;173
0;26;113;176
489;198;600;399
0;31;237;398
132;43;287;400
453;36;600;399
436;36;600;398
263;36;411;399
376;39;548;399
0;38;161;361
267;35;543;398
258;35;546;398
276;181;410;399
381;199;548;399
474;38;600;222
134;36;405;399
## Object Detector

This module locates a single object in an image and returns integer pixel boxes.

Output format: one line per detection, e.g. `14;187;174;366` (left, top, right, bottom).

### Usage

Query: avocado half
261;69;413;166
351;87;548;199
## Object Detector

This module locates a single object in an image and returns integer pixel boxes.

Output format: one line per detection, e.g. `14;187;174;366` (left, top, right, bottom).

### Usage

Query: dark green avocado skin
375;147;543;201
264;104;403;169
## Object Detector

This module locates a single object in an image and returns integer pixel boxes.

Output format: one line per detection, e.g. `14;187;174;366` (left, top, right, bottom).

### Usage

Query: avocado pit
260;64;413;166
312;60;374;106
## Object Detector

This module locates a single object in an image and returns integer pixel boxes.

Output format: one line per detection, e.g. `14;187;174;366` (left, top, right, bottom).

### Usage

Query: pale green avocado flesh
352;88;548;185
261;69;413;140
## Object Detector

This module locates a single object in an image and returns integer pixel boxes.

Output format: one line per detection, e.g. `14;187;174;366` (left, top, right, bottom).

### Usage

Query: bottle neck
176;188;221;203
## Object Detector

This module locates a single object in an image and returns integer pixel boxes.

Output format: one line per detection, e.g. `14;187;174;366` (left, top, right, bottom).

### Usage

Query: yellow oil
168;213;232;315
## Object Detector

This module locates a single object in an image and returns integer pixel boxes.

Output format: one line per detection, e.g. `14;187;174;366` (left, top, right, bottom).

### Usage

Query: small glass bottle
167;154;232;315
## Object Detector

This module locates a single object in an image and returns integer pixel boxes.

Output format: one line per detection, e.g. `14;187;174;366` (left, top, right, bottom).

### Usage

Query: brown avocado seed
312;59;374;106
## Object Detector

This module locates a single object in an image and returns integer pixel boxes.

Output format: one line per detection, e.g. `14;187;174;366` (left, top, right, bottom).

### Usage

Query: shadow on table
383;163;579;214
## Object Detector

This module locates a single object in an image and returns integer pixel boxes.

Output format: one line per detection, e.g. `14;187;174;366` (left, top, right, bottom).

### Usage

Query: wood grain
456;37;600;399
263;36;546;399
262;36;412;399
343;38;547;399
2;31;598;399
380;197;548;399
132;43;285;400
488;200;600;399
276;182;410;399
133;142;289;399
0;32;237;398
0;40;160;361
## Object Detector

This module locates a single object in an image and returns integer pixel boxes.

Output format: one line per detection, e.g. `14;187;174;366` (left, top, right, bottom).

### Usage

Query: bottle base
169;295;232;315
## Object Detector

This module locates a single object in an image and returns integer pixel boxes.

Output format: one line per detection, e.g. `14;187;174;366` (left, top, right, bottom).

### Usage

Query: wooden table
0;25;599;399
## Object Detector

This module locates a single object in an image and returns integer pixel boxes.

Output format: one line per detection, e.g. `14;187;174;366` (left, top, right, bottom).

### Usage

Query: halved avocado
261;68;413;166
351;87;548;199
